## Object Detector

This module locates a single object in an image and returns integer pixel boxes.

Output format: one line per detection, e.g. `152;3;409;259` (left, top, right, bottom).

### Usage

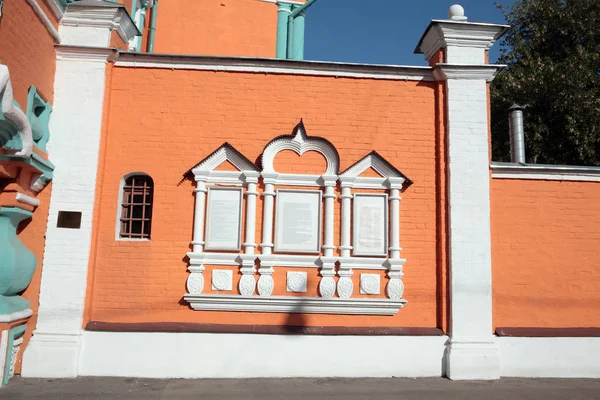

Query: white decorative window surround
338;151;412;301
353;193;388;257
204;187;243;251
274;189;322;254
186;143;261;296
286;272;308;293
360;274;381;295
212;270;233;291
184;124;412;316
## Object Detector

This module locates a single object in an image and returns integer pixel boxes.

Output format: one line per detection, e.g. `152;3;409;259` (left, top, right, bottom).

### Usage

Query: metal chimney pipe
508;103;526;164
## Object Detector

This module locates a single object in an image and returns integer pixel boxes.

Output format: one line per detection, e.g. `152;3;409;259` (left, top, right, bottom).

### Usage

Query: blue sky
304;1;513;66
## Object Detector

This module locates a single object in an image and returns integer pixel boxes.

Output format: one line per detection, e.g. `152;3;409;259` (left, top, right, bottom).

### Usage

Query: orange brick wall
491;178;600;328
86;66;444;329
0;0;57;105
151;0;280;57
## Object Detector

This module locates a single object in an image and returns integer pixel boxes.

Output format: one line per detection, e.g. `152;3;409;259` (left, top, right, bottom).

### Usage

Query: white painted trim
16;192;41;207
79;331;447;378
260;0;305;6
497;337;600;378
340;153;408;189
184;294;406;315
56;46;116;63
433;64;505;82
0;330;7;387
46;0;65;20
491;163;600;182
0;308;33;323
115;54;434;82
26;0;62;44
261;173;325;186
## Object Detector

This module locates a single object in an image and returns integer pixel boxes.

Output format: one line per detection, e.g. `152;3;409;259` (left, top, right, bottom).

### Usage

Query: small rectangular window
119;175;153;239
57;211;82;229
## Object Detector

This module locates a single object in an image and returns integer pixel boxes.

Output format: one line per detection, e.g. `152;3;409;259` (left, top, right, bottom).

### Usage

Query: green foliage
491;0;600;165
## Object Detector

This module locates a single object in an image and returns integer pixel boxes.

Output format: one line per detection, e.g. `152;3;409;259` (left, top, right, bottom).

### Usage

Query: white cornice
433;64;505;82
62;2;140;42
184;294;406;315
186;252;398;270
115;53;434;82
416;20;510;61
55;45;117;63
490;163;600;182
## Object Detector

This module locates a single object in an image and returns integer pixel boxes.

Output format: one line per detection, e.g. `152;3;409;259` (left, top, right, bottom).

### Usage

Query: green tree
491;0;600;165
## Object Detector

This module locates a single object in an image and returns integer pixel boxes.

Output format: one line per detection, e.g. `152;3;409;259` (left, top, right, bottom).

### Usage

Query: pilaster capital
61;1;140;46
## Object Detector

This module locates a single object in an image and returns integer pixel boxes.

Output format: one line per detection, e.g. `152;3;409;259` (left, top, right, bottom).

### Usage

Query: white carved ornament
339;151;410;189
192;143;258;174
261;121;339;176
0;65;33;157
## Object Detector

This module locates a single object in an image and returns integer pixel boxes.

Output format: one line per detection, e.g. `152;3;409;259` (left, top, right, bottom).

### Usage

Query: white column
434;66;503;380
386;179;405;301
388;187;402;260
258;174;276;296
21;3;139;378
191;178;207;253
339;185;353;258
21;47;113;379
260;181;275;257
186;177;207;296
337;180;354;299
318;176;337;299
240;173;259;296
322;184;336;257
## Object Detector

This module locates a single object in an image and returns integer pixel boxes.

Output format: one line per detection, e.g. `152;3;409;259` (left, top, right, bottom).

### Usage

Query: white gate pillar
416;5;509;380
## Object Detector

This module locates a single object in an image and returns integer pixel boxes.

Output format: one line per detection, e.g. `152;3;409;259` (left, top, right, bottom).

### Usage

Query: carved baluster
319;178;337;298
187;177;207;294
240;173;259;296
337;182;354;298
386;178;405;299
258;175;276;296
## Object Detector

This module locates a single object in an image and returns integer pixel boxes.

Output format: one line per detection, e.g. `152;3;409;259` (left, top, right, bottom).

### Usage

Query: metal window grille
120;175;153;239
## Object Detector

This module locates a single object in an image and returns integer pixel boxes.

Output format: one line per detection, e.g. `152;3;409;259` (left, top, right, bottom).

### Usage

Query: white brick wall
22;52;109;378
446;46;485;64
443;76;500;380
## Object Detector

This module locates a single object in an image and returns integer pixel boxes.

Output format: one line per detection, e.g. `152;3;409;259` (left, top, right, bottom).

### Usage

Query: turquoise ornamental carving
26;87;52;152
0;100;24;152
1;86;52;154
0;207;36;315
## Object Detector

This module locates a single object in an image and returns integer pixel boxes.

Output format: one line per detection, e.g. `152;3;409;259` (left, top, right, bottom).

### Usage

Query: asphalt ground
3;377;600;400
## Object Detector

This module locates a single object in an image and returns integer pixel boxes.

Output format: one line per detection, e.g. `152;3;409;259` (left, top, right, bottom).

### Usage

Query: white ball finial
448;4;468;21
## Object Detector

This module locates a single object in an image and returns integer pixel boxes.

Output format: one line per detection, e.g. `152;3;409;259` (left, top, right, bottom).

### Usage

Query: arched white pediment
261;121;339;176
